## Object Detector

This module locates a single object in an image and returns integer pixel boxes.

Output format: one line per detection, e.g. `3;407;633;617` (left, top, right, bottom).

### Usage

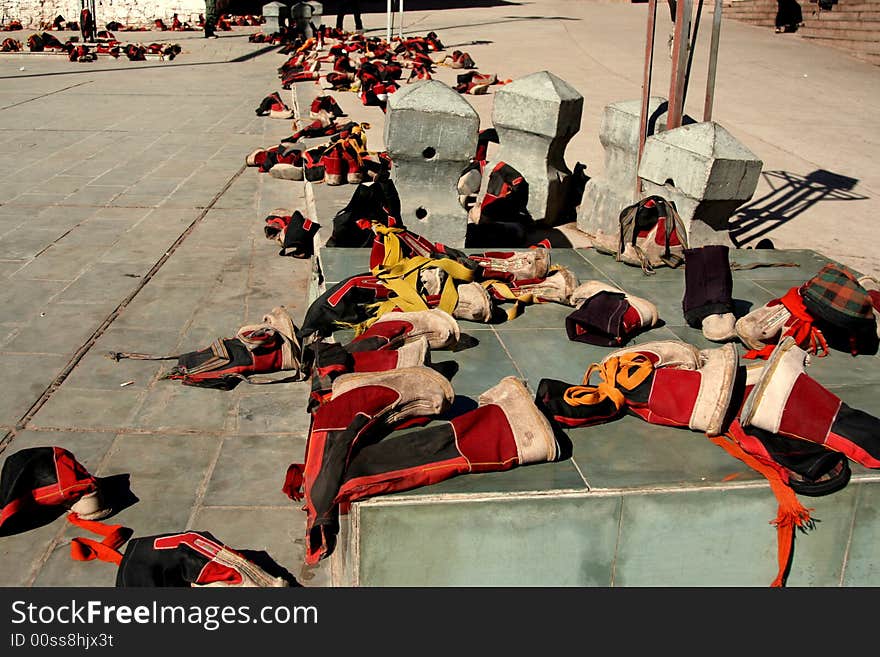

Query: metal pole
703;0;723;121
637;0;659;198
387;0;393;42
667;0;692;130
398;0;404;39
680;0;703;113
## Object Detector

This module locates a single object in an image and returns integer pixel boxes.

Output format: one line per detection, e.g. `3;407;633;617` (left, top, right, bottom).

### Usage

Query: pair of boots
108;306;306;390
0;447;291;587
287;368;559;565
286;310;559;565
254;91;293;119
539;336;877;481
305;308;461;410
263;209;321;258
536;336;878;585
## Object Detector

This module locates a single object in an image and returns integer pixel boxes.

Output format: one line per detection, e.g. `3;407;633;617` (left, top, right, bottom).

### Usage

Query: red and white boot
739;336;880;468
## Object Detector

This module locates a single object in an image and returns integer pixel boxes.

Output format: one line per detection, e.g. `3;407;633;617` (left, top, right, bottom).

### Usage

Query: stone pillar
291;2;316;38
491;71;583;226
637;121;763;247
385;80;480;248
576;96;670;241
262;1;288;34
306;1;323;28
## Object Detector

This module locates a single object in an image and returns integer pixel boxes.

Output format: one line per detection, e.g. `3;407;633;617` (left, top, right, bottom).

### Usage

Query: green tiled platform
314;246;880;587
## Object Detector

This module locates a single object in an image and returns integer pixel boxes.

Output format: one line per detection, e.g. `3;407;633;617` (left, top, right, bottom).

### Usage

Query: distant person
204;0;219;38
80;7;95;42
775;0;804;33
336;0;364;34
665;0;692;58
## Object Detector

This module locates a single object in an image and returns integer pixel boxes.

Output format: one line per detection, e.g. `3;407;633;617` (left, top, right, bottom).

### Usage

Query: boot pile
273;27;450;111
247;100;390;185
21;28;182;61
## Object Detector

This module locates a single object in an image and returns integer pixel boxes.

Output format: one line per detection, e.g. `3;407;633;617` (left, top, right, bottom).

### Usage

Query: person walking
335;0;364;34
775;0;804;33
204;0;219;38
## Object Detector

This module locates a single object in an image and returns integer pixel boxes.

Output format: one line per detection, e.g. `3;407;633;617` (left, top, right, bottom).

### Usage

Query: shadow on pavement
730;169;868;247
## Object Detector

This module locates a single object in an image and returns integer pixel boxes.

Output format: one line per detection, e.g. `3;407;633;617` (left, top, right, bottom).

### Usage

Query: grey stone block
14;246;99;282
53;263;147;305
385;80;479;247
29;384;144;432
306;1;323;27
577;96;669;240
263;2;289;35
291;2;317;38
0;279;67;325
492;71;584;225
0;228;68;261
112;283;207;333
0;520;66;586
2;304;108;356
638;121;763;246
236;386;313;435
130;383;233;433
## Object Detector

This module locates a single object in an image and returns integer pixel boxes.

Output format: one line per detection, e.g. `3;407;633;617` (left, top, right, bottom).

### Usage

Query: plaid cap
801;262;875;330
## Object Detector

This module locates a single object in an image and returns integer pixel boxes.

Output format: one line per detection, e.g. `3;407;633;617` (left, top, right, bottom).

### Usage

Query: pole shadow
728;169;868;248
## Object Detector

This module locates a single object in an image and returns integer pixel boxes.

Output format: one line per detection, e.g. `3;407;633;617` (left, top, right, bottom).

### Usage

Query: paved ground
0;0;877;588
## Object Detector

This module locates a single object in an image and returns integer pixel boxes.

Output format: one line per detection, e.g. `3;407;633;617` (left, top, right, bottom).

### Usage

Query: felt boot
536;341;738;436
333;376;559;508
739;336;880;468
294;367;455;564
116;531;289;587
566;280;659;346
682;245;737;342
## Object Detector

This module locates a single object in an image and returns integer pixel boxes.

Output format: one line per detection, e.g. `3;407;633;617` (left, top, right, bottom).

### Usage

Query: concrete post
576;97;670;241
385;80;480;248
491;71;584;226
637;121;763;246
291;2;315;38
306;2;323;28
262;2;288;35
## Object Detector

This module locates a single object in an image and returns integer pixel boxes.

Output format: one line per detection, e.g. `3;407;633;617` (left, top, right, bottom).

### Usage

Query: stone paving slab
1;2;879;589
0;26;329;587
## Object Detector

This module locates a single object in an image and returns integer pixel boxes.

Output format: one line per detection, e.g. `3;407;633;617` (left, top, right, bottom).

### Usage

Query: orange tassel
711;429;814;588
66;514;131;565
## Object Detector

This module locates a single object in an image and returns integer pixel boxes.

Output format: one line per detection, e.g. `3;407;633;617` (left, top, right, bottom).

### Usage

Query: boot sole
269;165;304;181
479;376;559;463
739;335;800;427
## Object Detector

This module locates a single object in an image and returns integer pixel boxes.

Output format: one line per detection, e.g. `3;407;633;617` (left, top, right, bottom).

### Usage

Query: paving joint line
185;437;226;530
0;80;93;111
0;164;248;454
22;424;309;438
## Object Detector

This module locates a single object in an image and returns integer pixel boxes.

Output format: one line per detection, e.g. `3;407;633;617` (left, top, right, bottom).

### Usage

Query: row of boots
536;335;880;585
102;285;880;584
